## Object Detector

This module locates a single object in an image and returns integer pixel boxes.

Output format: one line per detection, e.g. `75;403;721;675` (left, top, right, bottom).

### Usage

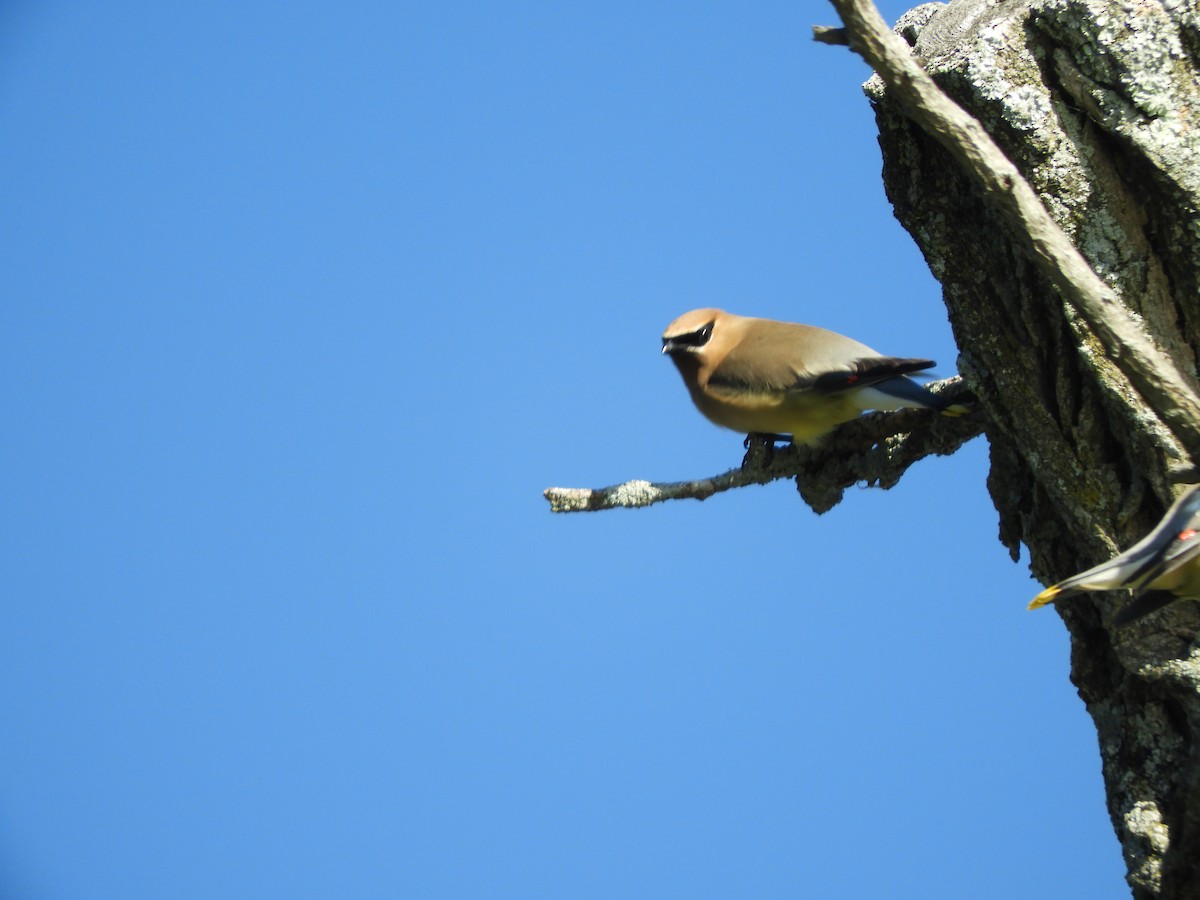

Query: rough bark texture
869;2;1200;895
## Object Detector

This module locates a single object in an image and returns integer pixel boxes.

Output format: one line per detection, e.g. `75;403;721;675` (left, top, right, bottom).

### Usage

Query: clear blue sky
1;2;1126;897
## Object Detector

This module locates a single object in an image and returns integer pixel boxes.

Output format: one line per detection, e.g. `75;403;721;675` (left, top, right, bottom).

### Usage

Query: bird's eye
680;323;714;347
663;321;715;351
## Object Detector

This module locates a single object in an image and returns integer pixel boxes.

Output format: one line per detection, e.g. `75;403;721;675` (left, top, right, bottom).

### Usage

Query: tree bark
861;1;1200;895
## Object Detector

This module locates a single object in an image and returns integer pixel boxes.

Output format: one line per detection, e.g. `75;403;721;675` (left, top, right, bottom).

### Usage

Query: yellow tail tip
939;403;972;418
1028;587;1061;611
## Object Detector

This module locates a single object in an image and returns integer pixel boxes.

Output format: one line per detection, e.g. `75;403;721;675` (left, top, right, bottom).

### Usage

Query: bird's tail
939;401;972;417
869;376;971;415
1028;584;1066;610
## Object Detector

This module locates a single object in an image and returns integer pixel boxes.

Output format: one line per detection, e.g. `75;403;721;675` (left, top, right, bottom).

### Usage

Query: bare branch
545;378;982;514
825;0;1200;462
544;467;781;514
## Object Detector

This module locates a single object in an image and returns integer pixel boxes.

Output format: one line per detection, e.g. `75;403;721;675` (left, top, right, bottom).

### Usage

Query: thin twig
812;25;850;46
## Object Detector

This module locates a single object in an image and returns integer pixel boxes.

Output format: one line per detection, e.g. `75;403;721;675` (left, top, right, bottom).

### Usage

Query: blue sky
1;2;1126;897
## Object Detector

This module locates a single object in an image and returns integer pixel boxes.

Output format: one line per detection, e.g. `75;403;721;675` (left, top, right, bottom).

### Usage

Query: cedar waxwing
661;308;966;445
1029;485;1200;625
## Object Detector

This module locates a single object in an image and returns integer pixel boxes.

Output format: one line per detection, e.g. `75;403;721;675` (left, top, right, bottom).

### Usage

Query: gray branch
545;378;981;514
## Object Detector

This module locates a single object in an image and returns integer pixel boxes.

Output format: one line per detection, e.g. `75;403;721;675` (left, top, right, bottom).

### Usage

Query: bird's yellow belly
695;388;862;445
1151;560;1200;598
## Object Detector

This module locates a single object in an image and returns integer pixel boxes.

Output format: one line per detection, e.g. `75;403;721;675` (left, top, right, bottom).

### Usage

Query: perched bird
661;308;965;446
1028;485;1200;625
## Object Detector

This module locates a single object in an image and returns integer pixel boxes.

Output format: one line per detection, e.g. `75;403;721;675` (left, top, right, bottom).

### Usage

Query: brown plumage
661;308;961;445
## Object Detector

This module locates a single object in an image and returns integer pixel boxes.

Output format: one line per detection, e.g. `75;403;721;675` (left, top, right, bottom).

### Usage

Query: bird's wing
707;320;934;395
1128;534;1200;594
1118;488;1200;592
804;356;936;395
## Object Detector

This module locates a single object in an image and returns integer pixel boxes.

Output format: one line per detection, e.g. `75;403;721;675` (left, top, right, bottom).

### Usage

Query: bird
1028;484;1200;625
660;307;966;446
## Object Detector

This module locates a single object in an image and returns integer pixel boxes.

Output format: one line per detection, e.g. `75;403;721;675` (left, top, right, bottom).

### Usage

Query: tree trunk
867;1;1200;895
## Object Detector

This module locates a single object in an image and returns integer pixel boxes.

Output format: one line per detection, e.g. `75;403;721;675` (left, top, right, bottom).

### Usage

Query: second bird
661;308;964;446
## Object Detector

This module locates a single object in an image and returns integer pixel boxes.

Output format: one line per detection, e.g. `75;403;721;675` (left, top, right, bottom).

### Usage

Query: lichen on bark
862;1;1200;895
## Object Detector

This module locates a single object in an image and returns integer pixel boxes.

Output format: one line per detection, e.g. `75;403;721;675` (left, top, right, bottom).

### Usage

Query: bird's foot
742;432;791;449
741;432;791;468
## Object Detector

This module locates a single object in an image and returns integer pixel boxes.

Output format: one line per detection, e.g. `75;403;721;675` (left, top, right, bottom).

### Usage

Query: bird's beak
661;339;676;354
